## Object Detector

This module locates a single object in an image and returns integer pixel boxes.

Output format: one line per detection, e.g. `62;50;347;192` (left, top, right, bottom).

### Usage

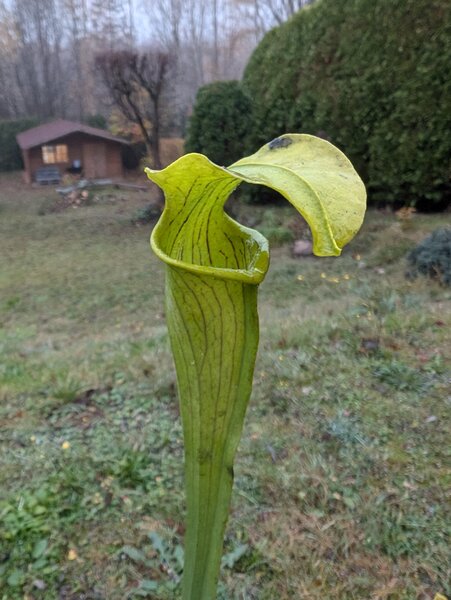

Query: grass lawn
0;173;450;599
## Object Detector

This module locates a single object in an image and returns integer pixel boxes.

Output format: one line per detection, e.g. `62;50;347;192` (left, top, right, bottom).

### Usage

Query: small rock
292;239;313;257
266;444;277;462
360;337;380;354
33;579;46;590
425;415;438;423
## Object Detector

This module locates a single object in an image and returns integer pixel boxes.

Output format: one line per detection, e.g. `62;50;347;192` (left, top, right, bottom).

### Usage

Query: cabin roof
16;119;129;150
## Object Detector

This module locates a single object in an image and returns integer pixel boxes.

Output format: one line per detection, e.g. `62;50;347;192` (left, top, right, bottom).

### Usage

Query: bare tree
143;0;259;133
95;49;174;170
9;0;66;119
233;0;315;32
63;0;88;120
0;2;20;118
90;0;134;51
262;0;314;25
149;0;183;53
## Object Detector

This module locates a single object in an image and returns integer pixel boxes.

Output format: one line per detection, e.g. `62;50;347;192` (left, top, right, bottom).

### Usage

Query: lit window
42;144;68;164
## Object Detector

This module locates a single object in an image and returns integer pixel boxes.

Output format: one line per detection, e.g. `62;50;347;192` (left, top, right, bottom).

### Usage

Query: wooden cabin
16;119;129;183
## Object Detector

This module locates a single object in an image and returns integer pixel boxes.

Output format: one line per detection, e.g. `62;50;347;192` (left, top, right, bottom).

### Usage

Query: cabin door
83;142;107;179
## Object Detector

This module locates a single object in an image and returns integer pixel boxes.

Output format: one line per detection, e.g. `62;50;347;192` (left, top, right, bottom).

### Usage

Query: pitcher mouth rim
150;216;270;285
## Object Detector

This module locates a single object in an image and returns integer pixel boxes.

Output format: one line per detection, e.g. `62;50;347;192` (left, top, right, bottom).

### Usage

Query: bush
406;228;451;286
257;207;296;246
132;203;162;224
84;114;108;129
185;81;253;166
243;0;451;208
121;141;147;170
0;118;40;171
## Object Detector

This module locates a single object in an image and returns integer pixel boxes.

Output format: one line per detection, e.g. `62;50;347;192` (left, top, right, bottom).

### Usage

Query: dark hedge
185;81;253;167
0;118;40;172
243;0;451;207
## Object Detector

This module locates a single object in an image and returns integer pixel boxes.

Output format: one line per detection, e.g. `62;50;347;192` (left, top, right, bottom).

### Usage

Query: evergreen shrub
185;81;253;166
243;0;451;207
0;118;40;172
84;114;108;130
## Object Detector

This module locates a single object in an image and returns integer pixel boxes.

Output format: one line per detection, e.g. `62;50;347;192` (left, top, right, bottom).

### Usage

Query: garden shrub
257;206;296;246
0;118;40;171
243;0;451;208
185;81;253;166
406;228;451;286
132;203;161;224
121;141;147;169
84;114;108;129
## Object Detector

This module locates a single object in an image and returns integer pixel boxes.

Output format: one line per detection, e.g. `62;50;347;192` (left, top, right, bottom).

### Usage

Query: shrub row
187;0;451;208
243;0;451;208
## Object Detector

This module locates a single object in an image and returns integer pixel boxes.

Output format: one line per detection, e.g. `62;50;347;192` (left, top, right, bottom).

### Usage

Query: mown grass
1;173;450;599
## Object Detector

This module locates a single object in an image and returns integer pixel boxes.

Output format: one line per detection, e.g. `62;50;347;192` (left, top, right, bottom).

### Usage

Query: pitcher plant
145;134;366;599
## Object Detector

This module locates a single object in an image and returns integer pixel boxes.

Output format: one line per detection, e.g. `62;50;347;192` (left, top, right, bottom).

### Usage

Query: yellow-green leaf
229;133;366;256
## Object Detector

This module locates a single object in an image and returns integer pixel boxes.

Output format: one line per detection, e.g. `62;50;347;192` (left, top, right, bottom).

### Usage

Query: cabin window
42;144;68;164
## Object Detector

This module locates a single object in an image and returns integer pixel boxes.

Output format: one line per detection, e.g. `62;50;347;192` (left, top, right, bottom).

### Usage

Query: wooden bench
35;166;61;185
